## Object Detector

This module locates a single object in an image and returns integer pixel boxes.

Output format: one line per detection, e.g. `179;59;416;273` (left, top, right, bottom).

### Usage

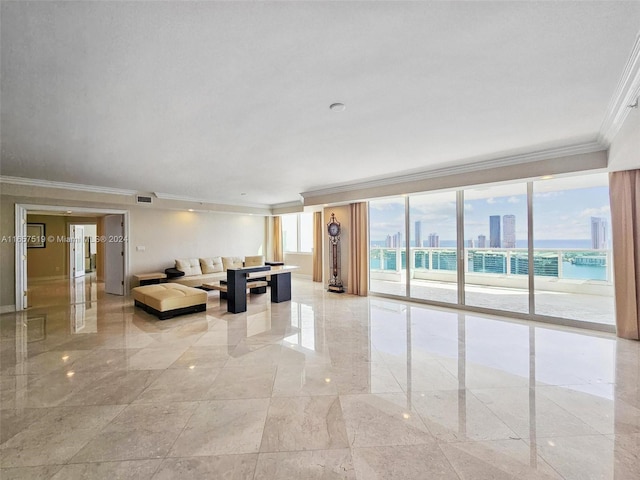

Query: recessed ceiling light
188;209;194;212
541;175;554;180
66;210;72;214
329;103;346;112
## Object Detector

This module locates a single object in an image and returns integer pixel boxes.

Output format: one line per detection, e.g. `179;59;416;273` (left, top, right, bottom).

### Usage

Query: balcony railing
370;247;613;283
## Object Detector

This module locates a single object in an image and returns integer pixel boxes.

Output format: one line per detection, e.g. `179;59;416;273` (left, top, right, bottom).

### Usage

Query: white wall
129;208;266;277
283;252;313;277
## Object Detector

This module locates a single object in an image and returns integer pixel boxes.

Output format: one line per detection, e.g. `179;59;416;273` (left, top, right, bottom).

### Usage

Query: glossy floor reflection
1;277;638;479
371;277;616;326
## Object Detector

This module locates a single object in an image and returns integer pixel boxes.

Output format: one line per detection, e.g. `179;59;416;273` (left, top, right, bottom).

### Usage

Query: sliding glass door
369;197;407;296
533;173;613;325
463;183;529;314
368;173;615;327
409;191;458;304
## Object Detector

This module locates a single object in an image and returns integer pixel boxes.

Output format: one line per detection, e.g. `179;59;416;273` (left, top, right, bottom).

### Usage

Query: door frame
14;204;130;310
68;224;86;278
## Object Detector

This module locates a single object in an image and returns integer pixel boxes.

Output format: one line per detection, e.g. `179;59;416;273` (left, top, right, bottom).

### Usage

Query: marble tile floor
0;277;638;479
370;278;616;326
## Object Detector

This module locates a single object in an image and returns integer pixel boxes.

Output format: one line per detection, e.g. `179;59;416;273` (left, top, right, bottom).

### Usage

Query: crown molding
0;175;138;196
0;176;272;213
599;32;640;145
152;191;270;211
301;141;605;199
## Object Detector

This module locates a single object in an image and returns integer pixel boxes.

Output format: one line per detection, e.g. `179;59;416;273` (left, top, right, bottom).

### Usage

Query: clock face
328;222;340;237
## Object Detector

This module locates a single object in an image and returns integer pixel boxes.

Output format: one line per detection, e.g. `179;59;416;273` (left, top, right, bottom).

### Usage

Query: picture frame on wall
27;223;46;248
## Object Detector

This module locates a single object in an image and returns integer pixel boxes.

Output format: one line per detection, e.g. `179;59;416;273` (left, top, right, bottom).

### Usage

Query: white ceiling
1;1;639;208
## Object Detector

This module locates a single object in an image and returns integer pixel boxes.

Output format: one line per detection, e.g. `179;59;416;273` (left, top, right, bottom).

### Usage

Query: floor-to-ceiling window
409;191;458;304
369;197;407;296
532;173;613;324
464;183;529;314
281;212;313;253
368;173;615;329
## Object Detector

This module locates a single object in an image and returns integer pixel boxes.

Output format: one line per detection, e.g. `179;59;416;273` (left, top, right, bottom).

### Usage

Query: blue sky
370;174;611;244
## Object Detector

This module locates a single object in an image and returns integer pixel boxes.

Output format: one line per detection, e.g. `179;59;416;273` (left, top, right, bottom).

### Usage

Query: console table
133;272;167;286
212;265;299;314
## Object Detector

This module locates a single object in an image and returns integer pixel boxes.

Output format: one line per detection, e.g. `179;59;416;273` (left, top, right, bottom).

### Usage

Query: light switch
136;246;146;252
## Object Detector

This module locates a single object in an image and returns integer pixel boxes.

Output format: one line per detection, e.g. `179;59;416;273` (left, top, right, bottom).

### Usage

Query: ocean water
561;262;607;281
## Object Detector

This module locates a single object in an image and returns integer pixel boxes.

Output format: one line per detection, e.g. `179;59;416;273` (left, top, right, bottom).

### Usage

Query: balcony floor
370;278;615;326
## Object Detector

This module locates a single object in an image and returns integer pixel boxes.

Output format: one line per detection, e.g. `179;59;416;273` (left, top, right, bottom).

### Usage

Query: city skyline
370;180;611;247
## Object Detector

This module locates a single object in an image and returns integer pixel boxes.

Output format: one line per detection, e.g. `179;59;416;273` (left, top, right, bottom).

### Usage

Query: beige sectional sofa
168;255;265;287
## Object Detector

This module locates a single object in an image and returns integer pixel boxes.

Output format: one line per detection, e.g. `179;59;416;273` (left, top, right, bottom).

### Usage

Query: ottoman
132;283;207;320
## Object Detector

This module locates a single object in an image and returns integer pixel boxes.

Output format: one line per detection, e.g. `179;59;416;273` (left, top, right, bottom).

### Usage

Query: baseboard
0;305;16;314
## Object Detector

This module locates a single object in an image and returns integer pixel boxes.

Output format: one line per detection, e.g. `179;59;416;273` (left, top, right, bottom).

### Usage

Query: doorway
68;223;98;278
15;204;129;310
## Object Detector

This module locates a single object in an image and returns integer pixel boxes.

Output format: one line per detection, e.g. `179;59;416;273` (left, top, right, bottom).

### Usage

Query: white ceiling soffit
302;146;609;205
1;1;639;207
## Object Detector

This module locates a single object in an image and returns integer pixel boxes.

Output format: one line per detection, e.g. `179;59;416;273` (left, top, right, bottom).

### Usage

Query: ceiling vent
136;195;153;205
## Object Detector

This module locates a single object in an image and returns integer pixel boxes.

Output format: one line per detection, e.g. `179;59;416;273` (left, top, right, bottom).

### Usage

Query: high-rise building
467;239;475;248
477;235;487;248
415;221;422;248
591;217;608;249
503;215;516;248
427;232;439;247
490;215;501;248
387;231;403;248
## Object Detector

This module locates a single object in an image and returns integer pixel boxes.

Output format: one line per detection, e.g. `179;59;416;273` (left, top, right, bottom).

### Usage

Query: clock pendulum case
327;213;345;293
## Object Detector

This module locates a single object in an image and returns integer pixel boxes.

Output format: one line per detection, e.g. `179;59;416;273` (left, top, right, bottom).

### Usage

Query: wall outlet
136;246;146;252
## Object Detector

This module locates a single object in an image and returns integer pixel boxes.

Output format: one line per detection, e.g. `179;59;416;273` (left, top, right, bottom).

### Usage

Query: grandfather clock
327;213;344;293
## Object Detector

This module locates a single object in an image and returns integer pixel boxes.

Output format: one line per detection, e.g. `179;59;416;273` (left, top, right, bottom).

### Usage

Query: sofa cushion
200;257;223;274
244;255;265;267
222;256;243;271
175;258;202;276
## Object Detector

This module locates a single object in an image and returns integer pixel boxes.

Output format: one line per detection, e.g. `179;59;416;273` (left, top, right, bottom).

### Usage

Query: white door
104;214;124;295
71;225;85;277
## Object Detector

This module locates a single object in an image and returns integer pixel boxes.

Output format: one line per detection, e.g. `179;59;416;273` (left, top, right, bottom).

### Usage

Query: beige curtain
312;211;323;282
272;216;283;263
609;170;640;340
348;202;369;296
